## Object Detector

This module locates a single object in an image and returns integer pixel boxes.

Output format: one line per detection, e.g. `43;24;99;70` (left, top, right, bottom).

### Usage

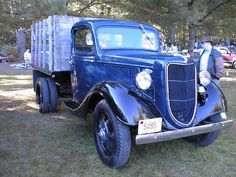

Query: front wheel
94;100;131;168
185;114;222;147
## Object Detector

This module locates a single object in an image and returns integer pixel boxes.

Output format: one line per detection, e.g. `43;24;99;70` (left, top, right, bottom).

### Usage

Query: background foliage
0;0;236;59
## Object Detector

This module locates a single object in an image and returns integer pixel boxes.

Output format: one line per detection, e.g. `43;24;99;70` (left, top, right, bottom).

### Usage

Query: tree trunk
168;28;174;46
16;29;26;62
181;22;187;51
188;23;196;56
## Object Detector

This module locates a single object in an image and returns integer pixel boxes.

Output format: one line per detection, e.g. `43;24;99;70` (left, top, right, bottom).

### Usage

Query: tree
16;29;26;61
0;0;68;60
67;0;114;17
1;0;236;60
170;0;233;53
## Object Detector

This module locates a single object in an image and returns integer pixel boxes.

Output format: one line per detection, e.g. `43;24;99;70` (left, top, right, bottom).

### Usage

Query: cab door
70;26;100;102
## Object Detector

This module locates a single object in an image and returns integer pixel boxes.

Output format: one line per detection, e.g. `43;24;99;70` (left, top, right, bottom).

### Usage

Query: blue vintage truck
31;16;234;168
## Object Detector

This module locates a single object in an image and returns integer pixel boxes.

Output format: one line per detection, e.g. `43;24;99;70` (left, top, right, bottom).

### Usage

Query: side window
219;48;228;55
74;28;93;53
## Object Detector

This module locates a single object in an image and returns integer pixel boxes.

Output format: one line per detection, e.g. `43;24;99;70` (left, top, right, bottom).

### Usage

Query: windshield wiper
139;24;154;46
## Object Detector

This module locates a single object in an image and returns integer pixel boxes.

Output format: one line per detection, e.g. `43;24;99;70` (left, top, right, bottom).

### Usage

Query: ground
0;63;235;177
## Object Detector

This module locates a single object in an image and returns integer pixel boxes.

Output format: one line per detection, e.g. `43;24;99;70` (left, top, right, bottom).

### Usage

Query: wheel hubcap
96;114;115;156
98;125;107;142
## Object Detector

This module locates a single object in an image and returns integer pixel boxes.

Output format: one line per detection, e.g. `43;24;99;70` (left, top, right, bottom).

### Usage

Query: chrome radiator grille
167;63;197;125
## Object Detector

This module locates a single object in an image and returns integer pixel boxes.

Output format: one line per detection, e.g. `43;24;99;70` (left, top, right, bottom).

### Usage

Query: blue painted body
69;19;226;130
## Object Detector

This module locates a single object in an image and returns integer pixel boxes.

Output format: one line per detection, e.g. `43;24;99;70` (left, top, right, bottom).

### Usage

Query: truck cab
32;16;234;168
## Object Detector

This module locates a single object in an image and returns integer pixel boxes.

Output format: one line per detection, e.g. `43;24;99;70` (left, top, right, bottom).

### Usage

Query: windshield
96;26;159;51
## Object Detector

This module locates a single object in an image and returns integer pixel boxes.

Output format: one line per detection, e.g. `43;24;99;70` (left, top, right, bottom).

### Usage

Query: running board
63;101;81;112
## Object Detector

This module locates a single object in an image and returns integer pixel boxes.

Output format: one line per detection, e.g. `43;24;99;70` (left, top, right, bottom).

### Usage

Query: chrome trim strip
136;119;234;145
166;62;197;126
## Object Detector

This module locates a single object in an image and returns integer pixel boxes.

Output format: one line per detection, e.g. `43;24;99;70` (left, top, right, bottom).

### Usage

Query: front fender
88;82;163;126
193;82;227;125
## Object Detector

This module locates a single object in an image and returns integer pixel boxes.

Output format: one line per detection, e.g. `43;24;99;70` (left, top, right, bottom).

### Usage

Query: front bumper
136;119;234;145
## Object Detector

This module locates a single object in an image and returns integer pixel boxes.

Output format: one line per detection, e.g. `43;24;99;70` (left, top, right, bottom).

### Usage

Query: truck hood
100;50;186;67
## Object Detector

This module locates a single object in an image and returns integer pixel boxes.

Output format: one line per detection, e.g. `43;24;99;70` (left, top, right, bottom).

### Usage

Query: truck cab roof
72;18;158;32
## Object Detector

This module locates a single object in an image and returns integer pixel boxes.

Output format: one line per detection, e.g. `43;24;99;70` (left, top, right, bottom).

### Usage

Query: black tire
33;70;39;91
232;61;236;69
36;77;50;113
46;78;58;112
94;100;131;168
185;114;222;147
33;70;47;91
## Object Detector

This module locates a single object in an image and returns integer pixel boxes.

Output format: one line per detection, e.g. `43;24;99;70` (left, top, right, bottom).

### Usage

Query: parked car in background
0;53;9;63
214;46;236;69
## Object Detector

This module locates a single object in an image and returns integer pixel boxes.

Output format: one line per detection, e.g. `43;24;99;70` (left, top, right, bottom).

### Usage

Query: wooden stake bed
31;15;81;74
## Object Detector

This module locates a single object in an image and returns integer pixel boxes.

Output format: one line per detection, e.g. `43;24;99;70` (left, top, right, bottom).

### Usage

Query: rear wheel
185;114;222;147
36;77;50;113
46;78;58;112
94;100;131;168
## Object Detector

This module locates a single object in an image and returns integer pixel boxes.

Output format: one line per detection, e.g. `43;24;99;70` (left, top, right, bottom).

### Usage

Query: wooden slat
53;16;59;71
48;16;53;72
42;19;47;71
35;23;38;67
30;24;34;66
33;24;36;66
38;21;42;68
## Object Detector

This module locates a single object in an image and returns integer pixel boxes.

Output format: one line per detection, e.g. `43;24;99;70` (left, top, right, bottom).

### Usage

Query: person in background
24;49;31;68
158;32;166;51
198;35;224;86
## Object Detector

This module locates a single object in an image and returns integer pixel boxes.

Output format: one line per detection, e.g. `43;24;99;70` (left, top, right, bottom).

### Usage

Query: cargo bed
31;15;81;75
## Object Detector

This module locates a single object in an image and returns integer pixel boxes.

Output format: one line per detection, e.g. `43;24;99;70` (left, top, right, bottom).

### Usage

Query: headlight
136;69;152;90
199;71;211;86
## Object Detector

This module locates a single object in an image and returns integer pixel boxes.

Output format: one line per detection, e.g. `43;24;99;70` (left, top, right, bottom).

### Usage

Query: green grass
0;64;235;177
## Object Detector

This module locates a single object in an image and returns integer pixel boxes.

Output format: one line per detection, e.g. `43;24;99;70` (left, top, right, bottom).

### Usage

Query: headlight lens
136;69;152;90
199;71;211;86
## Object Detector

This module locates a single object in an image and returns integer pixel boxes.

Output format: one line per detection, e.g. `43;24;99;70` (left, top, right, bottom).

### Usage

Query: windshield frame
95;25;159;51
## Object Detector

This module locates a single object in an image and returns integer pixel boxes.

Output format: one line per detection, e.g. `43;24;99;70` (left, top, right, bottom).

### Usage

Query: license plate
138;118;162;135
